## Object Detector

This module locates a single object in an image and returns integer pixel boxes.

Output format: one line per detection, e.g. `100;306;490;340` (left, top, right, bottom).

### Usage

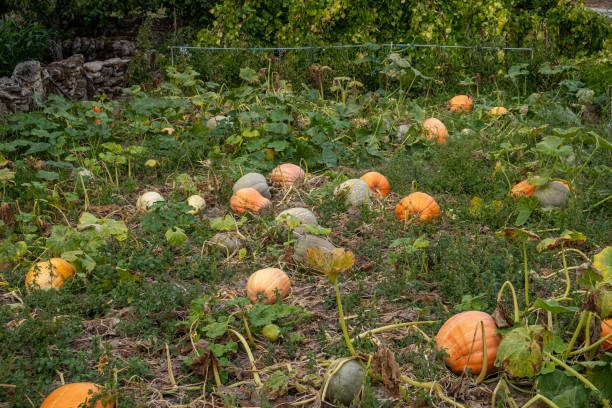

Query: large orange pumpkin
395;192;440;222
41;382;113;408
230;188;271;213
25;258;75;293
449;95;473;112
422;118;449;144
270;163;305;187
246;268;291;304
435;311;501;374
359;172;390;197
601;319;612;351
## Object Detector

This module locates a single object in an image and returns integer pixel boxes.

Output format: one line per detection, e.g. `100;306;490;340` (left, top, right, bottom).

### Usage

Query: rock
84;61;103;73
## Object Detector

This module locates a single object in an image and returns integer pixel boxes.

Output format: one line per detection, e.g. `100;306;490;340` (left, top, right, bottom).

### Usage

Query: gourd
270;163;305;187
209;232;243;256
246;268;291;304
230;188;271;213
359;172;390;197
324;359;365;406
294;234;336;263
233;173;271;199
395;192;439;222
435;311;501;374
25;258;75;293
206;114;229;130
532;181;569;207
334;179;371;207
277;207;318;226
422;118;449;144
489;106;508;115
449;95;473;112
510;179;538;197
601;319;612;351
40;382;113;408
186;195;206;214
136;191;164;213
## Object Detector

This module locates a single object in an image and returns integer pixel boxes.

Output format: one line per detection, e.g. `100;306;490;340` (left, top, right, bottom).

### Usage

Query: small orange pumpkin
449;95;473;112
25;258;75;293
435;311;501;375
246;268;291;304
489;106;508;115
510;179;538;197
230;188;271;213
395;192;440;222
270;163;305;187
41;382;113;408
359;172;390;197
602;319;612;351
422;118;449;144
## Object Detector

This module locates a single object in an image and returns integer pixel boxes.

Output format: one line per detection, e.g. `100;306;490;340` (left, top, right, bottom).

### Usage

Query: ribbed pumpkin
449;95;473;112
246;268;291;304
359;172;390;197
233;173;271;199
489;106;508;115
602;319;612;351
230;188;271;213
395;192;440;222
422;118;449;144
435;311;501;374
136;191;164;213
25;258;75;293
270;163;305;187
40;382;113;408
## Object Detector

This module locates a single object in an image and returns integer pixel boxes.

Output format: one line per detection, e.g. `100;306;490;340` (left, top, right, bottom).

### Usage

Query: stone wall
62;37;136;61
0;54;130;114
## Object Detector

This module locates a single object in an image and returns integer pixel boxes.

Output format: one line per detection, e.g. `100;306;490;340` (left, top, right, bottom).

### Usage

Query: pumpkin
325;359;365;406
230;188;271;213
533;181;569;207
186;195;206;214
601;319;612;351
334;179;371;207
395;192;439;222
246;268;291;304
489;106;508;115
209;232;243;256
40;382;113;408
294;234;336;263
206;114;229;130
435;311;501;374
270;163;305;187
359;172;390;197
233;173;271;199
136;191;164;213
510;179;538;197
449;95;473;112
25;258;75;293
422;118;449;144
277;207;318;226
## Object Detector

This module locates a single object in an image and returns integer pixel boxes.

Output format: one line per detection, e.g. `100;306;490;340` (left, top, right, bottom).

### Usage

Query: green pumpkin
533;181;569;207
325;360;365;406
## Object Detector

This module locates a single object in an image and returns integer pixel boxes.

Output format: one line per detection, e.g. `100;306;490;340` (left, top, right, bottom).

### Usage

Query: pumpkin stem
522;240;530;313
228;329;263;387
497;281;519;323
334;281;356;356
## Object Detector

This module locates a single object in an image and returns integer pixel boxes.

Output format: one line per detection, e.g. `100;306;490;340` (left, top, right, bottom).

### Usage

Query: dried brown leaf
491;302;513;329
370;348;401;397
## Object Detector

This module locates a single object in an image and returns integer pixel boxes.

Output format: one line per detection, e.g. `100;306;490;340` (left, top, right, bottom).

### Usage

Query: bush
0;18;50;77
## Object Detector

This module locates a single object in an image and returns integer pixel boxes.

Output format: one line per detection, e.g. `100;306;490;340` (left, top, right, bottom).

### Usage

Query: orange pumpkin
41;382;113;408
395;192;440;222
435;311;501;374
359;172;390;197
25;258;75;293
422;118;449;144
246;268;291;304
449;95;473;112
510;179;538;197
230;188;271;213
601;319;612;351
270;163;305;187
489;106;508;115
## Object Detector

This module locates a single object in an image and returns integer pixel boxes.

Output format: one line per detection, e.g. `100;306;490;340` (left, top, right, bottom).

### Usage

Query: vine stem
334;281;356;356
497;281;520;322
570;327;612;356
350;321;437;343
565;311;587;359
228;329;262;387
522;240;530;312
475;321;488;384
521;394;561;408
400;376;467;408
560;245;571;298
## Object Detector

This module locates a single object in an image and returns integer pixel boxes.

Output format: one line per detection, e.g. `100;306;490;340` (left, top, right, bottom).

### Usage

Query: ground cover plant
0;49;611;408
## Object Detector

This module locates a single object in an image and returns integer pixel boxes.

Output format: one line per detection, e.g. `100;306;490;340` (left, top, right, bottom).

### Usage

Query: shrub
0;17;50;76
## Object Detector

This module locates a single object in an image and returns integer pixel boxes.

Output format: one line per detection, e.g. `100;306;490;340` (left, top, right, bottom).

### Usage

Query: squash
325;359;365;406
136;191;164;213
230;188;271;213
489;106;508;115
186;195;206;214
532;181;569;207
233;173;271;199
601;319;612;351
359;172;390;197
334;179;371;207
449;95;473;112
25;258;75;293
209;232;243;256
270;163;305;187
294;234;336;263
40;382;113;408
510;179;538;198
277;207;318;226
435;311;501;374
395;192;439;222
206;114;229;130
422;118;449;144
246;268;291;304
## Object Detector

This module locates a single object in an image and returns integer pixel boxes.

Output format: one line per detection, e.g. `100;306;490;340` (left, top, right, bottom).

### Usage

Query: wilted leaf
496;227;540;241
370;348;401;397
306;247;355;283
537;230;586;252
491;302;513;328
263;370;291;400
495;325;547;378
594;247;612;282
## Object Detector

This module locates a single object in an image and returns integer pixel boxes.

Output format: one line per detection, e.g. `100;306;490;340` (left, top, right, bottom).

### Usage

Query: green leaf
267;140;289;151
306;247;355;283
78;212;99;226
304;224;332;236
202;321;228;339
210;215;241;231
594;247;612;283
495;325;546;378
239;67;258;83
165;227;187;247
537;370;589;408
0;168;15;182
588;356;612;400
264;122;289;134
269;110;292;122
514;197;538;226
36;170;59;181
532;298;578;314
209;341;237;358
101;142;123;154
536;136;572;157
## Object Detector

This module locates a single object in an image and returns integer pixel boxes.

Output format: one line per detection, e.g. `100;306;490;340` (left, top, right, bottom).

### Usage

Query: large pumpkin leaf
532;298;579;315
537;370;589;408
594;247;612;282
495;325;548;378
537;230;586;252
